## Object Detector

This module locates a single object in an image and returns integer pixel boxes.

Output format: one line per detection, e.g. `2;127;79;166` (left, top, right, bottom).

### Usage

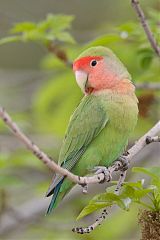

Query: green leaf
117;22;137;33
45;14;74;32
55;31;75;44
133;188;154;199
120;185;136;199
22;30;45;42
0;36;21;45
0;14;75;46
93;192;124;206
120;181;154;201
11;22;36;33
86;34;120;48
77;192;126;220
77;202;108;220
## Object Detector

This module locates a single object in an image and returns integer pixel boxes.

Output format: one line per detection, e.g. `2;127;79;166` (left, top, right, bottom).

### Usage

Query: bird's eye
90;60;97;67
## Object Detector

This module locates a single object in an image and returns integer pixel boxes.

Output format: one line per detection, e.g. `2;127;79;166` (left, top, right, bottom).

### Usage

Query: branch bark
131;0;160;57
0;107;111;186
48;42;72;67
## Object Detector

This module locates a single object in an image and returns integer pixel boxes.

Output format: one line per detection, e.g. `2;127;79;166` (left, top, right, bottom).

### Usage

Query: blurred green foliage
1;11;160;136
0;14;75;46
0;4;160;240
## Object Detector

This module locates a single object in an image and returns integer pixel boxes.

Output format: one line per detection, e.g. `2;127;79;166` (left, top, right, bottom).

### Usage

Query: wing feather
46;95;108;197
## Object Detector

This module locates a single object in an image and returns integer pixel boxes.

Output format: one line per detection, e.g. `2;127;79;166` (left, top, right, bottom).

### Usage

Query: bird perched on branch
46;46;138;214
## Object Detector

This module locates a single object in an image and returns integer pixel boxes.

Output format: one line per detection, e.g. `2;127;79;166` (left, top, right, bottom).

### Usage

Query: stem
131;0;160;57
135;82;160;90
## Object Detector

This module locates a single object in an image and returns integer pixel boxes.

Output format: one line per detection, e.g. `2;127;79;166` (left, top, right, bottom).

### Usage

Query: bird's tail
46;179;64;215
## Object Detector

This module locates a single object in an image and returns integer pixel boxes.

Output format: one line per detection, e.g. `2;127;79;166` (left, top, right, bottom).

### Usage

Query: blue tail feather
46;179;63;215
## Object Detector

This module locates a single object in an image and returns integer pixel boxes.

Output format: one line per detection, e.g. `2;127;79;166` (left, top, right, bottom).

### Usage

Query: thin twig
131;0;160;57
126;121;160;161
135;82;160;90
48;42;72;67
73;171;127;234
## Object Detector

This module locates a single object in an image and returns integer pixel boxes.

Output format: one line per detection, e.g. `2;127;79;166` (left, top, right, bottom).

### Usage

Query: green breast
86;91;138;167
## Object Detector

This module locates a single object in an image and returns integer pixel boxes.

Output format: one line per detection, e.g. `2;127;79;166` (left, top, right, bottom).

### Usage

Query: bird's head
73;46;132;94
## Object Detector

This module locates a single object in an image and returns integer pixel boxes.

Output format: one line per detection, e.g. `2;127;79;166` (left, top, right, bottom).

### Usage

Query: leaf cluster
0;14;75;46
77;167;160;220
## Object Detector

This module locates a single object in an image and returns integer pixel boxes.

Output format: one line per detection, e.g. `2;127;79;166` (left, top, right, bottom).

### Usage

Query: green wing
46;95;108;196
59;95;108;166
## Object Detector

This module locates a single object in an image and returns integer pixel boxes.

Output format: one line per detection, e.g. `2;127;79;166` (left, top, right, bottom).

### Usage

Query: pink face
73;56;119;94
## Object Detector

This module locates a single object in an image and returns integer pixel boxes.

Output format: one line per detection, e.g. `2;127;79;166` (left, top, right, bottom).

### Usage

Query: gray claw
92;166;112;183
118;156;129;171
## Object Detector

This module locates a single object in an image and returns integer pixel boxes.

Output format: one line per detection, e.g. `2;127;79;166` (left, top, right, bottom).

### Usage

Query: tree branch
0;107;160;233
127;121;160;161
131;0;160;57
135;82;160;91
0;107;113;186
0;107;159;188
48;42;72;67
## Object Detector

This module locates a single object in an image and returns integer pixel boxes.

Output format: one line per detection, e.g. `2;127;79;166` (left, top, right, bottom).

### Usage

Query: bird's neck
111;79;135;94
92;79;136;96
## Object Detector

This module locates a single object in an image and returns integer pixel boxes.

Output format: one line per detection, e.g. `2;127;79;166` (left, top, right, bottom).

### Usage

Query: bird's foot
117;155;130;171
92;166;112;183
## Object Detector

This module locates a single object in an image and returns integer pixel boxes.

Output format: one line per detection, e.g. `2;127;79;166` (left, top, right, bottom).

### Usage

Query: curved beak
75;70;88;93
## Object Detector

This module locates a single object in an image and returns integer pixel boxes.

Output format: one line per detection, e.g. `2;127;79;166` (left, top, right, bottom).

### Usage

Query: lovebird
46;46;138;214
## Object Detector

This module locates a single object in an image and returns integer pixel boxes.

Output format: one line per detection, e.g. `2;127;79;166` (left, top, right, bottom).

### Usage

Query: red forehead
73;56;103;71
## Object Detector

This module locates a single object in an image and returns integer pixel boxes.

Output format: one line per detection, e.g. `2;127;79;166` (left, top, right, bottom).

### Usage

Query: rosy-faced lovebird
46;46;138;214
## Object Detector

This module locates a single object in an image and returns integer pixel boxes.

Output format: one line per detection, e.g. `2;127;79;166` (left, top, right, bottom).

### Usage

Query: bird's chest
96;94;138;165
104;94;138;133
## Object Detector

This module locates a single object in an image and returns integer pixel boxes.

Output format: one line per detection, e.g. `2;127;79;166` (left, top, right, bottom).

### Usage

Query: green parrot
46;46;138;214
